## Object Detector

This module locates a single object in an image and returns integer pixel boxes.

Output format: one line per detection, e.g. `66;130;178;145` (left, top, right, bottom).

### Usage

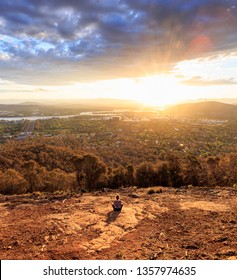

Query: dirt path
0;186;236;260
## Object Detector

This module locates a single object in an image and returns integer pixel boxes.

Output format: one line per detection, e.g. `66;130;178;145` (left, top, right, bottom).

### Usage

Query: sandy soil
0;186;236;260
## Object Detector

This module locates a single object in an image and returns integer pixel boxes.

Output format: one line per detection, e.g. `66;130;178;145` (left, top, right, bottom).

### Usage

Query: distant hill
0;103;43;111
164;101;237;119
0;98;143;117
0;98;142;110
55;98;143;110
186;98;237;105
19;102;45;106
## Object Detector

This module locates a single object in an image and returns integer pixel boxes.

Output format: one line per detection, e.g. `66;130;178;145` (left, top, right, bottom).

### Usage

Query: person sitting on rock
112;195;123;211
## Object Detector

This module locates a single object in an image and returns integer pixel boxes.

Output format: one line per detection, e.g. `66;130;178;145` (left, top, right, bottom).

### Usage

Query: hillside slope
0;186;236;260
164;101;237;119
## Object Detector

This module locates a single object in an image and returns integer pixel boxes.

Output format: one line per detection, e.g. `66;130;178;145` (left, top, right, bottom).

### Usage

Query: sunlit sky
0;0;237;106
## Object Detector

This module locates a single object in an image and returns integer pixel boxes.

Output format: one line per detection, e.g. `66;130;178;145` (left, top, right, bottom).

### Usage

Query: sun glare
132;75;190;108
62;74;200;107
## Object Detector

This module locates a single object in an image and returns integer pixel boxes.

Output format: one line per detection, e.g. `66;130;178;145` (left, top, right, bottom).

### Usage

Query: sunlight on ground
180;201;229;211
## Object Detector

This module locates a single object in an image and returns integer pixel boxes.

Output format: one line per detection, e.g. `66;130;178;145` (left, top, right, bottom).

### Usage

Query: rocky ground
0;186;236;260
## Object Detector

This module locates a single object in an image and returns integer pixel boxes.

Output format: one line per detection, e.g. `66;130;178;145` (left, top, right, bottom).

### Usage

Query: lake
0;115;79;122
0;111;123;122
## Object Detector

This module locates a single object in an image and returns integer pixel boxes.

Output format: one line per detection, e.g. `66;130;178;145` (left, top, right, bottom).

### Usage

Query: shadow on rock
106;210;121;224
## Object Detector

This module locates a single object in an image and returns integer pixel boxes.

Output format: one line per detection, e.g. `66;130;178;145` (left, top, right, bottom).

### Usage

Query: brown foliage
0;137;236;195
72;154;106;192
0;169;28;195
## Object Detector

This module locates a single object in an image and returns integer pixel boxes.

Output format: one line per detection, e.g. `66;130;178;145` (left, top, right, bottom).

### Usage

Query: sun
68;74;196;107
132;75;187;108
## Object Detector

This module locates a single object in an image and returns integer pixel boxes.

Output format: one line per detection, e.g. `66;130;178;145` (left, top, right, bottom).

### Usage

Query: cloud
181;76;237;86
34;87;48;92
0;0;237;85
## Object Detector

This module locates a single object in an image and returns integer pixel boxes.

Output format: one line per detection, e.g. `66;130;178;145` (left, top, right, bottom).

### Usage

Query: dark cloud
0;0;237;84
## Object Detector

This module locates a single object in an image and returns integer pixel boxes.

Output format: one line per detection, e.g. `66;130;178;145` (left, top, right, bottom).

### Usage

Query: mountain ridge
164;101;237;119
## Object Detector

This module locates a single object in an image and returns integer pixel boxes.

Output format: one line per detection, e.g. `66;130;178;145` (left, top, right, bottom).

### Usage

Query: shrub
147;187;163;195
0;169;28;195
147;188;156;195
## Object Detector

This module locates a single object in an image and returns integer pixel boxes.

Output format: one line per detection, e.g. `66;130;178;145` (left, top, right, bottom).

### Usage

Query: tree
124;164;135;187
184;155;207;186
220;153;237;186
166;154;183;187
206;156;221;186
155;162;169;186
42;169;76;192
135;162;155;188
72;154;106;192
108;166;126;189
0;169;27;195
22;160;44;193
